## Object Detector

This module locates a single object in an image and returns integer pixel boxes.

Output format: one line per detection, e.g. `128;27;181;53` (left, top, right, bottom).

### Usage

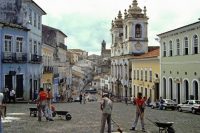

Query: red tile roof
135;48;159;59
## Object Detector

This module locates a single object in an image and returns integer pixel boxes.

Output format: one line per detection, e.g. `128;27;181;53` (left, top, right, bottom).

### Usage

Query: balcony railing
30;54;42;63
2;52;27;63
43;66;53;73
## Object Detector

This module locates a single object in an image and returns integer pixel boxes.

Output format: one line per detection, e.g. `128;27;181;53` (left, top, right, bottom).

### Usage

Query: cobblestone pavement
2;98;200;133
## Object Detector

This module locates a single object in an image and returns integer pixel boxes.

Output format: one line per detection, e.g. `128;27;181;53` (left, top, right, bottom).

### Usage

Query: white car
177;100;200;114
86;95;97;102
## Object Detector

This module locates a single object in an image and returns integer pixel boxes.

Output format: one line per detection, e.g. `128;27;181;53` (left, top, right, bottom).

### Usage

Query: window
134;69;136;79
149;68;152;82
29;9;32;24
4;36;12;52
141;68;143;81
125;25;127;39
29;39;32;53
176;39;180;55
169;41;173;56
16;37;23;52
184;37;188;55
34;41;37;54
112;34;113;44
137;69;139;80
34;12;36;27
163;42;166;57
145;69;147;81
38;16;40;29
193;35;198;54
135;24;141;38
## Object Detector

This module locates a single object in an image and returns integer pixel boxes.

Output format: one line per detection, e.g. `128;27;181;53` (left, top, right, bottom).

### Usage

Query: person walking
4;85;9;102
159;97;164;110
131;95;134;104
100;94;113;133
79;93;82;104
83;94;86;104
36;87;48;121
46;88;54;121
125;96;128;105
130;92;146;132
9;88;15;103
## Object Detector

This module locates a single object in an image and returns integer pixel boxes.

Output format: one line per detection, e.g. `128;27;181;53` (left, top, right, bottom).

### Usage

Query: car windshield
165;100;174;103
195;101;200;104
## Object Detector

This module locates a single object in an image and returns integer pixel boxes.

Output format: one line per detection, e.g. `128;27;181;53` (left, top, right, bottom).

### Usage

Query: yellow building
42;43;54;90
131;48;160;102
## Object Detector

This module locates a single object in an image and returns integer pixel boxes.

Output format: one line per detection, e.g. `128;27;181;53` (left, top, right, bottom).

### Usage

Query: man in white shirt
9;88;15;103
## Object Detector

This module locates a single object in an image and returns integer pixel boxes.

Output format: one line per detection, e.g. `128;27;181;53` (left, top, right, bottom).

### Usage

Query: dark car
151;99;177;110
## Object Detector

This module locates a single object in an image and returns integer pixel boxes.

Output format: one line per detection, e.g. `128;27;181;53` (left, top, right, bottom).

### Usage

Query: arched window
135;24;141;38
169;40;173;56
125;25;128;39
184;37;189;55
193;35;198;54
176;39;180;55
163;42;166;57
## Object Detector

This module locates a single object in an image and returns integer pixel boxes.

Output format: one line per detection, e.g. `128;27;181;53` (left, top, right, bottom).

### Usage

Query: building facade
110;0;149;99
42;43;54;91
0;0;46;101
131;48;160;102
157;21;200;103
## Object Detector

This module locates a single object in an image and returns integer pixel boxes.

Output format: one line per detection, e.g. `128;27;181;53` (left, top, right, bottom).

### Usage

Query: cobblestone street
2;99;200;133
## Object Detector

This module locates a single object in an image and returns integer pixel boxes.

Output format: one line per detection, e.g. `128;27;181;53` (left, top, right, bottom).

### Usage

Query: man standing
159;97;164;110
9;88;15;103
100;94;113;133
79;93;82;104
36;87;48;121
130;92;145;132
46;88;54;121
4;85;9;102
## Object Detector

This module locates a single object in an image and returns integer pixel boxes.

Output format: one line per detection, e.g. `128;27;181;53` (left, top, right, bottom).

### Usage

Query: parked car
73;97;80;102
177;100;200;114
87;95;97;102
151;99;177;110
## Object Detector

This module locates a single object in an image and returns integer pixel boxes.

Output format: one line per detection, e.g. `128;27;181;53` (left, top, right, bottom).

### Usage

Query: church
110;0;150;99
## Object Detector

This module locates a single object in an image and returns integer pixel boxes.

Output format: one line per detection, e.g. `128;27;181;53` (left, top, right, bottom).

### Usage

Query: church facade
110;0;149;99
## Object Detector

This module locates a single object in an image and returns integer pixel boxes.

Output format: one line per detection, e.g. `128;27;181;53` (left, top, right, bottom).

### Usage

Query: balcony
2;52;27;63
16;53;27;62
30;54;42;63
43;66;53;73
53;73;59;78
2;52;16;63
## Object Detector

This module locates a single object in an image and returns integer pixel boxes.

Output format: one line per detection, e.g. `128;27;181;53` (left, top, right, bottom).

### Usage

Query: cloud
34;0;200;55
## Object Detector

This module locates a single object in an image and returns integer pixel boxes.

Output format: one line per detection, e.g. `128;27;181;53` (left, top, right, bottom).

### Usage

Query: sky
33;0;200;55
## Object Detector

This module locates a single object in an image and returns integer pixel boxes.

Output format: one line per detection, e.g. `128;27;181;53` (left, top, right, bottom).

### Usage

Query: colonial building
68;49;88;59
42;43;54;91
0;0;46;101
130;48;160;102
42;25;67;102
110;0;149;99
157;21;200;103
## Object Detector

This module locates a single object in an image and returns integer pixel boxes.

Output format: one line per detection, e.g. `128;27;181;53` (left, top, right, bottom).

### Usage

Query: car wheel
192;108;196;114
172;107;175;110
151;105;154;109
178;107;182;112
162;106;166;110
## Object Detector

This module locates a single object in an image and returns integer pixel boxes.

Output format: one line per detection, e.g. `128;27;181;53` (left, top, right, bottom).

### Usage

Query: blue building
0;0;46;101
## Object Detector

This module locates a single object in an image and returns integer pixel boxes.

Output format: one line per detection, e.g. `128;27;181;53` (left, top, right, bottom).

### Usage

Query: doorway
176;83;180;104
16;75;23;98
193;81;198;100
169;78;173;100
30;79;32;100
5;75;13;90
184;80;189;101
